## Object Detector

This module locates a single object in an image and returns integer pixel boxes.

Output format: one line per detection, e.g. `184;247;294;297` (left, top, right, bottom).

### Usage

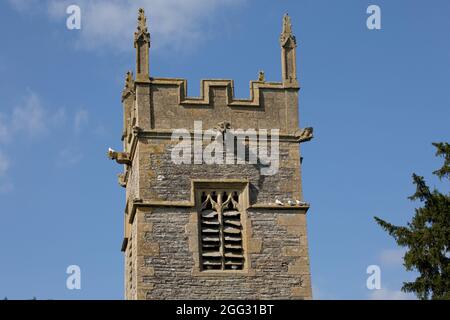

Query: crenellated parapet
149;78;298;108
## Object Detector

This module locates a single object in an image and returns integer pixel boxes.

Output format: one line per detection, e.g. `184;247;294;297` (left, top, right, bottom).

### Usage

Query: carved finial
282;13;292;34
280;13;296;46
280;13;298;86
134;8;150;45
258;70;265;82
121;71;135;101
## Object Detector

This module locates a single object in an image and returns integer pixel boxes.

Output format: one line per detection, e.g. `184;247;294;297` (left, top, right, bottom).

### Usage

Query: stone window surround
190;180;252;276
195;183;247;272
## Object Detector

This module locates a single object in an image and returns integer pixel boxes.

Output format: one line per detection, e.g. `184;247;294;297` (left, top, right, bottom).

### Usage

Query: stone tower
109;9;314;300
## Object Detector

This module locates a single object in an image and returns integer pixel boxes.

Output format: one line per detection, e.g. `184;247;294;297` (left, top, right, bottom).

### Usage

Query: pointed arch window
198;190;245;271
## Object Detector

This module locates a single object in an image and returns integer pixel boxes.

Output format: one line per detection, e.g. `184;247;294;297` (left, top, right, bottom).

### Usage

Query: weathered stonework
111;9;313;300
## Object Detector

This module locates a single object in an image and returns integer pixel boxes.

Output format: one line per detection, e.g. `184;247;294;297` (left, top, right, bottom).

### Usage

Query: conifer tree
375;142;450;300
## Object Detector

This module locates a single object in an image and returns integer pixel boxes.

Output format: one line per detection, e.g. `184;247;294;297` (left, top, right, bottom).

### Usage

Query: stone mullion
217;193;225;270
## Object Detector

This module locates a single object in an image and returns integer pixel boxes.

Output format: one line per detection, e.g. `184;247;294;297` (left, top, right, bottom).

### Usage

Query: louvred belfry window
199;190;245;271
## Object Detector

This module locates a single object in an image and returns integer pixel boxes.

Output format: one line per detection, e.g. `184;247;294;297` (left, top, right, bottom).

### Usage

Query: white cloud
51;107;67;127
312;286;336;300
0;150;13;193
0;114;10;144
379;248;406;267
12;92;48;136
0;90;70;192
1;91;51;143
74;109;89;134
369;287;415;300
56;147;84;168
0;151;9;177
10;0;243;52
0;91;67;139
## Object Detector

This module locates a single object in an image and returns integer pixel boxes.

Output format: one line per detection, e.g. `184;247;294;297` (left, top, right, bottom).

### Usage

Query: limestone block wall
132;207;311;300
137;139;302;204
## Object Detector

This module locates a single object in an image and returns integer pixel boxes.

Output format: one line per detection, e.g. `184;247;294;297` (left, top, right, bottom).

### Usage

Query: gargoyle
108;148;131;165
295;127;314;142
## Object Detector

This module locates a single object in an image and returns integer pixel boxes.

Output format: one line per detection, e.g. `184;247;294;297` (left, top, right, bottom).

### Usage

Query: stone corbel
118;173;127;187
132;125;142;135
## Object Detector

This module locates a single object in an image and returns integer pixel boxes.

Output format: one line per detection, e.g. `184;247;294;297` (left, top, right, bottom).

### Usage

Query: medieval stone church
109;8;313;300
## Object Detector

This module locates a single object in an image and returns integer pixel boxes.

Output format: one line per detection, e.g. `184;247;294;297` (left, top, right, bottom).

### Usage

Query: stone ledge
127;201;309;225
136;129;312;143
251;204;310;211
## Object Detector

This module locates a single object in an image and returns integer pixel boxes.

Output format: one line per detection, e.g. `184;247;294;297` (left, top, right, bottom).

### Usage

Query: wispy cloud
11;92;48;136
1;91;57;149
0;90;73;191
74;109;89;134
56;147;84;168
0;151;9;177
0;150;13;193
0;91;66;139
0;91;50;193
368;287;415;300
9;0;243;53
367;248;417;300
379;248;406;268
0;114;9;144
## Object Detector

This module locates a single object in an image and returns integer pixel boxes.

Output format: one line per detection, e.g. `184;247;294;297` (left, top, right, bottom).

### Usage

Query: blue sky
0;0;449;300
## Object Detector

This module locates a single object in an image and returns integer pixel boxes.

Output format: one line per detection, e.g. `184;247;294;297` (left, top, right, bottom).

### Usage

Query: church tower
109;9;314;300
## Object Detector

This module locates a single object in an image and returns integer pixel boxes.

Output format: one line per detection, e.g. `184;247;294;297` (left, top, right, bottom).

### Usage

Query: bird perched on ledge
296;199;309;206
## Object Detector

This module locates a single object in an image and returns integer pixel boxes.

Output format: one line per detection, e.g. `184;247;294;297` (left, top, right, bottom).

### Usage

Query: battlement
119;9;302;137
135;76;300;134
150;77;299;107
